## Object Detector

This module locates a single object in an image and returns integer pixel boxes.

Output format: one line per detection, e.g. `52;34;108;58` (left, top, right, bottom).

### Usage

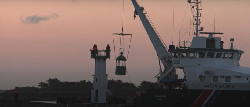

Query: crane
131;0;177;83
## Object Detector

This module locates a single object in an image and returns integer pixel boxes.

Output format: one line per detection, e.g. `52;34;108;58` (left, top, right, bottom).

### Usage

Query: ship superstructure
131;0;250;90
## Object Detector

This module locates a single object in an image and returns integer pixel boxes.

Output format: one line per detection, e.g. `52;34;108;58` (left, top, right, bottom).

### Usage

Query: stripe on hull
204;90;221;107
192;90;221;107
192;90;213;107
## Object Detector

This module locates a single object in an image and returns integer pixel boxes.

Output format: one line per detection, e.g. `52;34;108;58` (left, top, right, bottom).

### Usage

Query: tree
139;81;159;89
38;82;49;89
46;78;62;90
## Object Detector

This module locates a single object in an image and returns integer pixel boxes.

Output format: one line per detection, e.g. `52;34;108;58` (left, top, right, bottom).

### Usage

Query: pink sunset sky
0;0;249;90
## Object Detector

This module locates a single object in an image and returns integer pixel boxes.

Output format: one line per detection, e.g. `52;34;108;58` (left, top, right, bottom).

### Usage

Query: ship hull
133;89;250;107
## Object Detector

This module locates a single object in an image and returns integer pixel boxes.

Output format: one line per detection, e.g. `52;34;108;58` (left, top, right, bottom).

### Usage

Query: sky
0;0;249;90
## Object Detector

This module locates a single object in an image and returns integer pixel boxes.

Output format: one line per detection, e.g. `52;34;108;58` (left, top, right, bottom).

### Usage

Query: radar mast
188;0;203;37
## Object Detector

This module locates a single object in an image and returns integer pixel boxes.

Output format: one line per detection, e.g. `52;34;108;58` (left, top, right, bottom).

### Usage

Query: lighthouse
90;44;110;103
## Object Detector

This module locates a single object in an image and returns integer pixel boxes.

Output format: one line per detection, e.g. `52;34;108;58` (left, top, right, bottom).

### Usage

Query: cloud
21;13;59;24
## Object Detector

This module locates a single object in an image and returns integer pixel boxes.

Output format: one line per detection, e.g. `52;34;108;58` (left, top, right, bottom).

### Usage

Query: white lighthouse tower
90;45;110;103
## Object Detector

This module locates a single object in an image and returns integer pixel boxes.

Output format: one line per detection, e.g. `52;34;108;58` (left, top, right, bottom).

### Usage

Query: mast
189;0;202;37
196;0;199;37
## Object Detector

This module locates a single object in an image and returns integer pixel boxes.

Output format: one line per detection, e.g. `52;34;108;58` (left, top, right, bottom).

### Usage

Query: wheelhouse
169;48;243;60
168;48;244;68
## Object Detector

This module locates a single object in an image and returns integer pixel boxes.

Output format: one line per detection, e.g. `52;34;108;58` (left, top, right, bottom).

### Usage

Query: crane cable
122;0;124;33
112;0;132;83
180;2;189;34
126;35;132;59
112;34;117;59
121;0;124;53
180;3;194;41
145;13;168;50
122;0;132;84
120;35;122;52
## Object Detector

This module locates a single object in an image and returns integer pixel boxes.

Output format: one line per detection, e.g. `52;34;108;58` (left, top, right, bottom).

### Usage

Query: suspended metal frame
112;33;132;75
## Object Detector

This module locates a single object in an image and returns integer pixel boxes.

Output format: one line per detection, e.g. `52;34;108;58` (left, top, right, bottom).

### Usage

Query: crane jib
131;0;176;80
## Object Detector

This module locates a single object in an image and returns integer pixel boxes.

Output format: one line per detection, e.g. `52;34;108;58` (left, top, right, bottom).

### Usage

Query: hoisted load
112;33;132;75
113;0;132;76
115;52;127;75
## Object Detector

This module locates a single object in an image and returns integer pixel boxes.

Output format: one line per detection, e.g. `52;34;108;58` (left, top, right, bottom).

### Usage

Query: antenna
214;12;215;33
172;0;175;45
230;38;234;49
214;0;216;33
179;31;180;47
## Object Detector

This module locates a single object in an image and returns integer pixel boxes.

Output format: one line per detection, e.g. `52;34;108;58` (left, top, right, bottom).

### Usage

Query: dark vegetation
0;78;159;102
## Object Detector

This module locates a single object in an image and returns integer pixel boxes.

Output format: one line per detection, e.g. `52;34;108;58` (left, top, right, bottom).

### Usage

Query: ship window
215;53;222;58
233;53;237;59
181;52;187;58
189;52;195;58
222;53;228;59
171;53;175;58
197;52;205;58
238;53;242;60
173;53;179;58
233;53;236;59
225;76;231;82
228;53;234;59
199;75;205;82
213;76;218;82
206;52;215;58
234;53;238;59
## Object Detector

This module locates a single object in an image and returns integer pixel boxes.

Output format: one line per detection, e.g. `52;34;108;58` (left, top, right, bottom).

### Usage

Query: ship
131;0;250;106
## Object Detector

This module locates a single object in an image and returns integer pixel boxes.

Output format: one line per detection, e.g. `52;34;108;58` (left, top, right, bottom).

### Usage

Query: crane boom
131;0;175;80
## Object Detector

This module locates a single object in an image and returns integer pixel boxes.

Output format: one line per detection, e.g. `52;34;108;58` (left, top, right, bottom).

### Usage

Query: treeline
2;78;159;99
36;78;159;91
38;78;93;91
4;78;159;92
